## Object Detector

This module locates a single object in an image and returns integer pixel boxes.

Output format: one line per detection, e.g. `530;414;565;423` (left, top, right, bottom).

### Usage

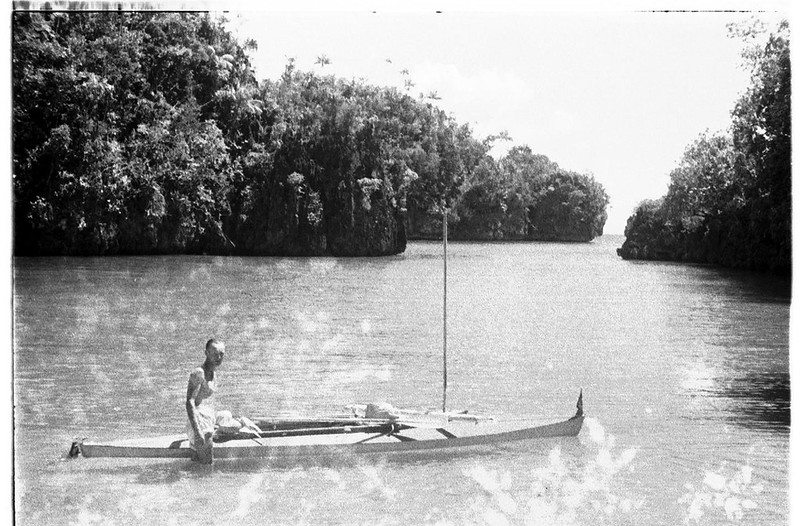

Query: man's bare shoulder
188;367;205;382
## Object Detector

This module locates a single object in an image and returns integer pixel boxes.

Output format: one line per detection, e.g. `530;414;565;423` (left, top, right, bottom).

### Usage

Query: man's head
205;339;225;367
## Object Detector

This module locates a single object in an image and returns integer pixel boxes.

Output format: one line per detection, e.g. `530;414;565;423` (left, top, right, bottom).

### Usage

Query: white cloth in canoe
186;408;243;449
364;402;400;420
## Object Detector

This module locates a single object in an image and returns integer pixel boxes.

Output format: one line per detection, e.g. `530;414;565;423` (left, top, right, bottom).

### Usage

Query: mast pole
442;206;448;413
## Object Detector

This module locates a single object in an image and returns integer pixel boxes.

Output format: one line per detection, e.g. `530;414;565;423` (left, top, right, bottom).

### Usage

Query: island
13;11;609;257
617;21;790;275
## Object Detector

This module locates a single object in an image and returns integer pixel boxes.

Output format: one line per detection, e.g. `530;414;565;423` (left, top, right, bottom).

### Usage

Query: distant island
13;11;608;257
617;21;790;275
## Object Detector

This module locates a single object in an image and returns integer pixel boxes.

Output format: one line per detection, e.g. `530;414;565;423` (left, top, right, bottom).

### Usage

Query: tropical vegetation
13;11;609;256
617;20;790;274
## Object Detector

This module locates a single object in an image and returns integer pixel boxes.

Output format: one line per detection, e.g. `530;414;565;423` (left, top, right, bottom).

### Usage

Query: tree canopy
444;146;608;241
13;11;609;256
618;20;790;274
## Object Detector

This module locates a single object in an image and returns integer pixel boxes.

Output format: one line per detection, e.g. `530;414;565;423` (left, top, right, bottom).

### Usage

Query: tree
448;145;608;242
528;170;609;241
13;12;247;254
730;19;791;272
13;11;612;256
619;20;790;273
664;133;744;221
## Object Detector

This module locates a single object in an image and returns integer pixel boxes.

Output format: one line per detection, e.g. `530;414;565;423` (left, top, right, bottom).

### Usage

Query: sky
224;6;788;234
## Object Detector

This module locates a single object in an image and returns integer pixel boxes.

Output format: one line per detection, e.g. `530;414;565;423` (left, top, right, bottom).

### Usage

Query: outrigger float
69;209;584;464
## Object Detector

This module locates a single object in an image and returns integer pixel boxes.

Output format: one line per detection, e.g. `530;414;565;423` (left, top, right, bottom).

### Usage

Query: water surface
14;236;790;524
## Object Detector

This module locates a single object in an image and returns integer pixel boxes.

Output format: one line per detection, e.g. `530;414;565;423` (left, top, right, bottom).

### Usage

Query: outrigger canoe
69;392;583;462
71;213;585;464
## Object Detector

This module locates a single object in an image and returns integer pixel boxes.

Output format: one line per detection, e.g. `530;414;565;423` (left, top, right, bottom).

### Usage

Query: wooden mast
442;206;448;413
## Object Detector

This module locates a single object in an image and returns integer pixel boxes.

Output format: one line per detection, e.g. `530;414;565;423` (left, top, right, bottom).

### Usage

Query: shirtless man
186;339;225;463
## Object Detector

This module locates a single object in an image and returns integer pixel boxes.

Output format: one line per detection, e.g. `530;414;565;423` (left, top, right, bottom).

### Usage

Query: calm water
13;236;790;525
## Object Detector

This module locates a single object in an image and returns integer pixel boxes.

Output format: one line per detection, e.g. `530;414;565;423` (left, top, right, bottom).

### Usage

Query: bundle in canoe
69;392;584;461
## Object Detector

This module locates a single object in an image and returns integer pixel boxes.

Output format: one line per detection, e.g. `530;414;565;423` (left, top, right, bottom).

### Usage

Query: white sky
225;6;788;234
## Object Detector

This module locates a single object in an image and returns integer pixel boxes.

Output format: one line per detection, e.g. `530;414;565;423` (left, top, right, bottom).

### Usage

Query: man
186;339;225;464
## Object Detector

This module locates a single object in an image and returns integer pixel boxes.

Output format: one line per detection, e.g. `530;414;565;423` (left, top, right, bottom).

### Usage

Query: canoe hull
76;414;584;462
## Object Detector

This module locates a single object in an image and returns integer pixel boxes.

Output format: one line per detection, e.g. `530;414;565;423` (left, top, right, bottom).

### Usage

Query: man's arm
185;370;205;443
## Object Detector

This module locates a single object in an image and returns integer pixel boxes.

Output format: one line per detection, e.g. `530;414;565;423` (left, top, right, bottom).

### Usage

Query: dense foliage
13;12;250;254
13;12;608;256
617;20;790;274
440;146;608;241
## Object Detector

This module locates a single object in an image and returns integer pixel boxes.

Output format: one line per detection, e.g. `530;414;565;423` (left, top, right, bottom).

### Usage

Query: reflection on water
680;360;790;431
13;237;790;525
667;262;791;433
723;371;790;430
